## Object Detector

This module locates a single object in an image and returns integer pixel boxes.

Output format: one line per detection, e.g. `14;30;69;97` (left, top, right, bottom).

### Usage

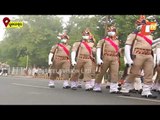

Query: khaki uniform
78;46;96;80
70;41;93;82
154;43;160;84
154;66;160;84
91;47;96;79
95;38;120;83
125;33;154;85
49;44;71;80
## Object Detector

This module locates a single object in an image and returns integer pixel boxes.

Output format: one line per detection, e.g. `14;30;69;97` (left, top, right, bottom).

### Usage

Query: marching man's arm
124;33;136;67
48;45;58;65
124;44;133;67
156;47;160;65
96;48;103;65
48;52;53;65
153;53;156;68
152;48;156;68
124;56;127;65
71;42;79;66
96;39;104;65
71;51;77;66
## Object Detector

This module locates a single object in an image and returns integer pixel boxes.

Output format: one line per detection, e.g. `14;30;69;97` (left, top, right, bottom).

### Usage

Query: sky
0;15;71;41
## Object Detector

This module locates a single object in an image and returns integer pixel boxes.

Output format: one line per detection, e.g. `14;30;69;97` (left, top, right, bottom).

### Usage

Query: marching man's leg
156;66;160;93
48;57;62;88
49;68;59;88
48;53;56;88
90;62;96;88
93;47;104;92
83;59;93;91
109;60;119;93
151;46;160;92
62;61;71;89
93;60;109;92
120;44;135;94
70;50;81;90
141;55;156;98
77;73;84;88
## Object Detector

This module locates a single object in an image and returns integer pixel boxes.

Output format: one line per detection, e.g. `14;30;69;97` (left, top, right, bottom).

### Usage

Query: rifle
120;63;130;80
96;39;106;73
120;31;138;81
90;55;96;64
101;39;106;60
75;40;83;63
130;30;138;60
90;44;96;64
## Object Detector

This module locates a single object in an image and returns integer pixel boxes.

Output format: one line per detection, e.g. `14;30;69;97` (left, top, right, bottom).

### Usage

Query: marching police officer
93;25;120;93
120;15;157;98
70;28;94;91
48;32;71;88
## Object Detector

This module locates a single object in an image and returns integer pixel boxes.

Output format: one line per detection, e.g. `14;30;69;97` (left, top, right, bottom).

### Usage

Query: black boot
141;94;157;99
63;86;71;89
129;89;138;93
122;93;130;96
71;87;77;90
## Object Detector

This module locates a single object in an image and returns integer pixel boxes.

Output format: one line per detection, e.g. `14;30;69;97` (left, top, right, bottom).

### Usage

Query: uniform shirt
155;42;160;58
97;38;119;52
152;43;160;67
155;42;160;49
125;33;153;50
92;47;96;57
50;43;71;57
153;48;156;54
72;41;94;56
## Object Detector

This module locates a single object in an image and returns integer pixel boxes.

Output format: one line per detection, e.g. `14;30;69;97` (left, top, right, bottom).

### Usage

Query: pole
26;55;29;68
25;54;29;76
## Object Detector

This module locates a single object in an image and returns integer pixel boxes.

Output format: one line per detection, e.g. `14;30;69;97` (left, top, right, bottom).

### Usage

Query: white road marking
12;83;50;89
118;96;160;103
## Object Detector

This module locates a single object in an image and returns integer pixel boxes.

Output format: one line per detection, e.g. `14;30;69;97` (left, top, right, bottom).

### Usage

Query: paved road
0;76;160;105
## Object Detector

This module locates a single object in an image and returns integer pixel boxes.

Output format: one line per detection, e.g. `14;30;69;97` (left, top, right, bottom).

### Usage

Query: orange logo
141;22;157;35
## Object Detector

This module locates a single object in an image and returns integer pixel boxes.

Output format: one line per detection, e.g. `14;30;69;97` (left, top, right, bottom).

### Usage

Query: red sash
57;43;70;56
104;38;119;53
137;33;152;45
82;41;92;55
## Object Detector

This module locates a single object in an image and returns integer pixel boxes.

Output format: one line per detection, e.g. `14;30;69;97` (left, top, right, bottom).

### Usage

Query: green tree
0;15;63;67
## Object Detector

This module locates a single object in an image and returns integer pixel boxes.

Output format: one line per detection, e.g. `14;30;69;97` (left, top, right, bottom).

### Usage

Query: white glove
124;45;133;67
71;51;77;66
48;53;53;65
96;48;103;65
156;48;160;65
153;53;157;67
124;56;127;65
